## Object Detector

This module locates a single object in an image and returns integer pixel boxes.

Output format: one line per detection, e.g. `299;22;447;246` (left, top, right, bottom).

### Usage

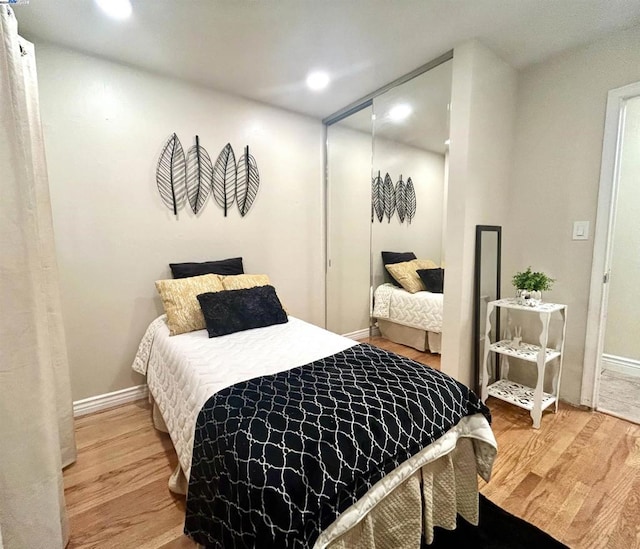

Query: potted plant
512;267;555;306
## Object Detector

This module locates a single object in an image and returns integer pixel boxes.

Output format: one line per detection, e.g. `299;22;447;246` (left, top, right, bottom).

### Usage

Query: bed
132;313;495;548
372;282;443;353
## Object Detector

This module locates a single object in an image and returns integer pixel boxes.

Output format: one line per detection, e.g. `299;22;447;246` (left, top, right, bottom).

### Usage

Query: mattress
132;315;496;547
373;283;443;333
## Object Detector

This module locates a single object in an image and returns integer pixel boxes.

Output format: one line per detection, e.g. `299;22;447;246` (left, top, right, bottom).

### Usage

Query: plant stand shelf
481;298;567;429
486;379;556;412
489;340;561;363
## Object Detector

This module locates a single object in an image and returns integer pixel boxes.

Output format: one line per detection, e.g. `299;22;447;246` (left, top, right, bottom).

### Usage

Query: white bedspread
133;315;357;476
373;283;443;333
132;316;496;547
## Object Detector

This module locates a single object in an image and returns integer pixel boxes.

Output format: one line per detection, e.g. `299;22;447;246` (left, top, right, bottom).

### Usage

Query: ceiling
14;1;640;120
338;59;452;154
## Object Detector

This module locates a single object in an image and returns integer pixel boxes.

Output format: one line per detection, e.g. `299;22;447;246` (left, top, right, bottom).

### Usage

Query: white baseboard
602;353;640;378
73;384;148;417
342;326;381;341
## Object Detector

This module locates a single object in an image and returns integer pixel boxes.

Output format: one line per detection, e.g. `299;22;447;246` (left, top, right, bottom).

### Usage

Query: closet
325;54;452;346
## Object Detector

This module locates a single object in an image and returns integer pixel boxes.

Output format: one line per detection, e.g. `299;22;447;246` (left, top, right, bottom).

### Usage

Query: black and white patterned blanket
184;343;490;548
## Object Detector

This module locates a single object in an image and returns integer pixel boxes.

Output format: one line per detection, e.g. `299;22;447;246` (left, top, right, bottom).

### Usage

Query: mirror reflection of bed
370;252;443;369
326;58;451;370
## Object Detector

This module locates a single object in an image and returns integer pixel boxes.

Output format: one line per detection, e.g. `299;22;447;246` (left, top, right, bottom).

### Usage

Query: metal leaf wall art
395;175;406;223
371;171;384;223
406;177;417;224
212;143;237;217
383;172;396;222
236;145;260;217
186;135;213;215
370;171;418;224
155;135;262;218
156;133;186;216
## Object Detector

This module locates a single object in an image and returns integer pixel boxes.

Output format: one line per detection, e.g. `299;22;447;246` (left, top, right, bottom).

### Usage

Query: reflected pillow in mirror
170;257;244;279
385;259;438;293
197;285;288;338
381;251;417;286
417;268;444;293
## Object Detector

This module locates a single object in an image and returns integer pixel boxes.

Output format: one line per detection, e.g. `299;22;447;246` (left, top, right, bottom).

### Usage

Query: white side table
480;298;567;428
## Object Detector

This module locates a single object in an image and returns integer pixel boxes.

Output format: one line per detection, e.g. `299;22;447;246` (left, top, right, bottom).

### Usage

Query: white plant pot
516;289;542;307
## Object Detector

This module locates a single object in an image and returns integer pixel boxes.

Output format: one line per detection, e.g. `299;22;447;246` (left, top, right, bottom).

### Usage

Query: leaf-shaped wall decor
371;171;384;223
156;133;186;216
406;177;417;224
395;175;406;223
212;143;237;217
383;172;396;223
236;145;260;217
186;135;213;215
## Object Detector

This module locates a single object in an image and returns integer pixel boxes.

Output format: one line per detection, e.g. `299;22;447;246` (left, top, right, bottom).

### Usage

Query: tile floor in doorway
598;369;640;424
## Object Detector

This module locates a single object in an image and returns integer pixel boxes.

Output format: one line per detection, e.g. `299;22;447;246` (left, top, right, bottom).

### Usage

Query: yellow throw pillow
155;274;224;335
385;259;438;293
222;274;271;291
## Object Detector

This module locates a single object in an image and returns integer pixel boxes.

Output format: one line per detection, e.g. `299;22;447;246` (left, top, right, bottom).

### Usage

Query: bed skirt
377;318;441;353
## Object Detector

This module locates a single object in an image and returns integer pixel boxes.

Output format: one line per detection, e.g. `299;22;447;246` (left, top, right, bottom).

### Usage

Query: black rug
424;494;568;548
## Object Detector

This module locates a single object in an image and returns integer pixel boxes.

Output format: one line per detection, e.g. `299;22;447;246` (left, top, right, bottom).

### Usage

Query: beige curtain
0;6;76;549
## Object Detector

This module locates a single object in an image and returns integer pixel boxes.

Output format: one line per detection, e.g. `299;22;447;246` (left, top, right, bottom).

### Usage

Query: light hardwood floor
64;340;639;549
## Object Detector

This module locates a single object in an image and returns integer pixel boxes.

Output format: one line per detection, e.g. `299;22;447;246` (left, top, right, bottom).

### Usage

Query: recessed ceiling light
306;71;330;91
388;104;412;122
95;0;132;19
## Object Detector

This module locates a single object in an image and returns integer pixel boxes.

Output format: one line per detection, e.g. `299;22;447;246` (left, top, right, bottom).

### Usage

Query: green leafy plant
512;267;555;292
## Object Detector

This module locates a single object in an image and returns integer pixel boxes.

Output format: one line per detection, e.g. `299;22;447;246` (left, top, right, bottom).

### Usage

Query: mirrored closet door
326;105;373;337
326;55;452;357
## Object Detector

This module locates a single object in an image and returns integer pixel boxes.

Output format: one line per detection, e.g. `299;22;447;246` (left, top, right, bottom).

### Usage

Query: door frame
581;80;640;407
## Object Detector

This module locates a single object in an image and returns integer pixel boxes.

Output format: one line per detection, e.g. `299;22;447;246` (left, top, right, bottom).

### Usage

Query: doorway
583;82;640;423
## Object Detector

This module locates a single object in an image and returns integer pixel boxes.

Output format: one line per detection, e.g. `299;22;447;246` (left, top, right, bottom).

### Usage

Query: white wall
506;25;640;404
441;40;518;387
37;44;325;401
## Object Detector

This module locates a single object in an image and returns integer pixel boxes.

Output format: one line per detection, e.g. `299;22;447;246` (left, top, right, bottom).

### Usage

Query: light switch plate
573;221;589;240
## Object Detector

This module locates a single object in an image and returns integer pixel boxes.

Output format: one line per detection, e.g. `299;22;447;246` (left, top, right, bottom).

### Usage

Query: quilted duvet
373;283;443;333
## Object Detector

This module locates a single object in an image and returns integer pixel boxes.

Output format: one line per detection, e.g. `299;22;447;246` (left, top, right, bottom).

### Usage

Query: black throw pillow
417;268;444;293
381;251;417;286
197;285;288;338
170;257;244;279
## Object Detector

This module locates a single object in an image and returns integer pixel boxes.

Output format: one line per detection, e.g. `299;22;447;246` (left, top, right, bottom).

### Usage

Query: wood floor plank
64;427;175;488
140;525;197;549
63;340;640;548
73;401;153;450
65;448;178;517
608;475;640;549
546;480;591;539
67;477;186;549
361;336;441;369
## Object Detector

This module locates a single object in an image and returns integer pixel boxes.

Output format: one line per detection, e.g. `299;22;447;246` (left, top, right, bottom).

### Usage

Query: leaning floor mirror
473;225;502;395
